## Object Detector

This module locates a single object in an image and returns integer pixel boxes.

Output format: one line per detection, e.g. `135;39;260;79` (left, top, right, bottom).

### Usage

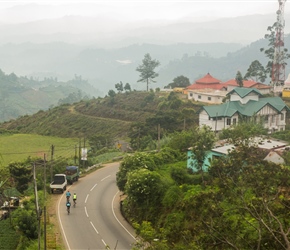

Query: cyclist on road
66;200;71;214
66;190;71;202
73;192;77;206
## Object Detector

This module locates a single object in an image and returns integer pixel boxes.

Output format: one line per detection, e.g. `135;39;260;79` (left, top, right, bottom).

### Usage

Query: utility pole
75;144;77;165
33;162;41;250
83;136;86;169
79;138;81;167
157;124;161;152
43;154;47;250
50;145;54;182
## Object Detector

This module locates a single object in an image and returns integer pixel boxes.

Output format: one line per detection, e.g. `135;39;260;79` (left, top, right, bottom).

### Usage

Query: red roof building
223;79;272;94
186;73;227;91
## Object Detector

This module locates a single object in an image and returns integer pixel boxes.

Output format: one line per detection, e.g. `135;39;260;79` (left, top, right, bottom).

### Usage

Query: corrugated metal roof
201;97;289;118
227;87;262;98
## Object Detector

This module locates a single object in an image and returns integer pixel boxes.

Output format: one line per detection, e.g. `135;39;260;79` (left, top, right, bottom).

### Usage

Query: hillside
0;91;202;140
0;71;101;122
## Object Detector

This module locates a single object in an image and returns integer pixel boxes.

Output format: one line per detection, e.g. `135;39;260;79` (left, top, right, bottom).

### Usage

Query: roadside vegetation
117;123;290;249
0;89;290;249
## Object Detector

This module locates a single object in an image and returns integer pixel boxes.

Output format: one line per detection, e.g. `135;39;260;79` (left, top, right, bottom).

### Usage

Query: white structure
187;89;227;104
199;88;289;133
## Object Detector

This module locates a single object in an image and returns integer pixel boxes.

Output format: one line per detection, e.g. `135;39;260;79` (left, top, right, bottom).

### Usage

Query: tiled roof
223;79;272;89
200;97;289;118
195;73;221;84
186;83;226;90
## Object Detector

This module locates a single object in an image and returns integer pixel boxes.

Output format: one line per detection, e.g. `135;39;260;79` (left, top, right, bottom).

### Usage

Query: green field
0;134;80;167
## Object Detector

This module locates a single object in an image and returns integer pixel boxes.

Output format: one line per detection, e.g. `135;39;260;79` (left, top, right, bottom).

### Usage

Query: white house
187;88;228;104
198;87;290;133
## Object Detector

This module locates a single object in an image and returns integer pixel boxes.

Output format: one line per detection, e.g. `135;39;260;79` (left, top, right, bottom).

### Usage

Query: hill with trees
0;70;101;122
0;91;201;149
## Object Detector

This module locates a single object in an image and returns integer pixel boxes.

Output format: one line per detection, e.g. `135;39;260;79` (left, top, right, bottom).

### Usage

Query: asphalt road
57;162;136;250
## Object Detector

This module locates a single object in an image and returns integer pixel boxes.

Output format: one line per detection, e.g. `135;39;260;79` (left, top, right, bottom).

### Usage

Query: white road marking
85;194;89;203
58;192;71;250
101;175;111;181
90;221;99;234
90;183;97;191
85;206;89;217
102;239;107;247
111;191;136;240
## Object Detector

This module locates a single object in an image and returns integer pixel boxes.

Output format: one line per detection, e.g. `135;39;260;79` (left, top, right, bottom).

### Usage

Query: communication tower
272;0;286;92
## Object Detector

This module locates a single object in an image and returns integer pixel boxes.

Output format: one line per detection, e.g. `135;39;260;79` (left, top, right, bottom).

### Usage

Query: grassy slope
0;134;79;167
0;91;202;139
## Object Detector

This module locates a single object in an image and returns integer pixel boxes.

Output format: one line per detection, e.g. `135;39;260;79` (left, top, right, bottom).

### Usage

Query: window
281;113;284;121
264;115;268;122
190;93;193;97
233;118;237;125
198;95;201;99
208;97;211;101
226;118;231;125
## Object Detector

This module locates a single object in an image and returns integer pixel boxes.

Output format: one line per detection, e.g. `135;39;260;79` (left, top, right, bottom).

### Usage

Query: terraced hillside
0;91;201;140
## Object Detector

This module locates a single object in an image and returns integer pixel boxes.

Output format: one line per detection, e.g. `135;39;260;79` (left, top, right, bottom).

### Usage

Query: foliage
88;134;114;152
116;152;156;191
170;165;194;185
165;75;190;89
219;119;268;143
0;70;99;123
0;219;21;250
115;81;124;92
0;91;201;142
130;140;290;249
260;22;290;78
235;70;244;87
271;129;290;143
164;130;196;152
58;90;89;105
125;169;164;206
244;60;267;82
124;82;131;92
132;221;169;250
8;162;33;193
136;53;160;91
12;208;38;239
190;125;216;174
107;89;116;98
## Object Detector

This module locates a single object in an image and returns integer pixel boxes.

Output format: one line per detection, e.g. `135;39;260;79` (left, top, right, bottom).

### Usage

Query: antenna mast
272;0;286;92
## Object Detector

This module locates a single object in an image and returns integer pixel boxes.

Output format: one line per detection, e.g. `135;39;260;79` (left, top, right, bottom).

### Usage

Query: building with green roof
198;87;290;133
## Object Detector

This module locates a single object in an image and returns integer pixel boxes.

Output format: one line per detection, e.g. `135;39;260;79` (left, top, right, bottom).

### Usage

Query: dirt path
46;194;65;249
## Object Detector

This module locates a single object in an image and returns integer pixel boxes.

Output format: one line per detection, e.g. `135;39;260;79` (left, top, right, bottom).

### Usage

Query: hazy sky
0;0;281;23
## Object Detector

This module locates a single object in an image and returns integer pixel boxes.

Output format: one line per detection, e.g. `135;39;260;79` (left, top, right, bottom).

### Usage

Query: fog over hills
0;11;288;47
0;2;289;95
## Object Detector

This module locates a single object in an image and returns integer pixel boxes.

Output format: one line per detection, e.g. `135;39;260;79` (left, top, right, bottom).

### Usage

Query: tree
235;70;244;87
165;75;190;89
8;162;32;193
125;168;165;223
260;22;290;78
219;119;267;144
244;60;267;83
136;53;160;91
107;89;116;98
115;81;124;92
190;125;216;180
124;82;131;92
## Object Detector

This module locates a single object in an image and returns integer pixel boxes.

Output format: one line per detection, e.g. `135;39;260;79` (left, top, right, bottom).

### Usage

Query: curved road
57;162;136;250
